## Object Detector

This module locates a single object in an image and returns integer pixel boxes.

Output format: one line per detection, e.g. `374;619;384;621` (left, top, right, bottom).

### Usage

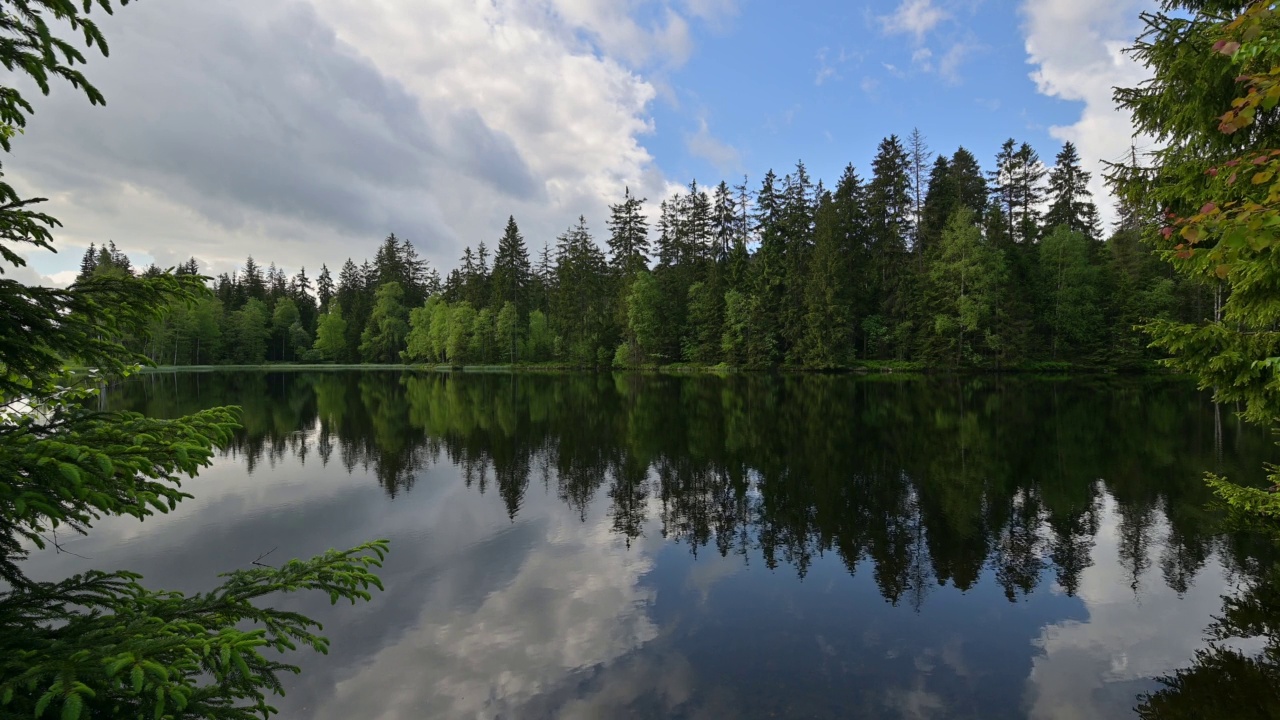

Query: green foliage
1111;0;1280;520
925;208;1003;366
0;4;387;717
313;302;347;362
495;301;520;363
1038;226;1104;360
624;271;663;365
524;309;553;362
0;542;388;720
358;281;408;363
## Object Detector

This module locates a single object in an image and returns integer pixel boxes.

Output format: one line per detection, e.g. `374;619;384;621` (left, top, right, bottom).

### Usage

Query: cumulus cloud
1021;0;1157;228
880;0;949;42
7;0;731;280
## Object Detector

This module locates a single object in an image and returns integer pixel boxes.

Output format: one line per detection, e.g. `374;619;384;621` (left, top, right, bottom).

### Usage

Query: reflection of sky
1025;494;1263;720
17;426;1254;719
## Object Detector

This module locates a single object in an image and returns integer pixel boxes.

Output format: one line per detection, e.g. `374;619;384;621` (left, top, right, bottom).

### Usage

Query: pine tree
1013;142;1047;244
607;187;650;279
866;135;914;358
490;215;532;315
317;264;334;313
553;217;611;364
76;243;96;281
802;188;853;367
907;127;931;249
749;169;785;365
711;180;735;260
1043;141;1101;240
242;255;265;300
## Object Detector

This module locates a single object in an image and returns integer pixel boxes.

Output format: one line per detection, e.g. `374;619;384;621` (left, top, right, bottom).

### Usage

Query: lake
25;371;1280;719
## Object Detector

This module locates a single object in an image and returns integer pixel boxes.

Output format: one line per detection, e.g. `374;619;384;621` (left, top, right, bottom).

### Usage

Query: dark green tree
490;215;532;315
1043;141;1102;240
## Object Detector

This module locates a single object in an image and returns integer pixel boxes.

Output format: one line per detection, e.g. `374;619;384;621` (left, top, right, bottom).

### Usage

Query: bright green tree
495;301;520;363
446;301;477;365
271;297;300;361
402;297;442;363
358;281;408;363
926;208;1003;366
524;309;553;362
313;301;348;362
229;298;270;364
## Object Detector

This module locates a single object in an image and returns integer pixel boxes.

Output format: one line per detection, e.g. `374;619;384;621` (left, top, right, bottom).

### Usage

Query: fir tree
317;264;334;313
607;187;650;279
490;215;532;315
1043;141;1101;240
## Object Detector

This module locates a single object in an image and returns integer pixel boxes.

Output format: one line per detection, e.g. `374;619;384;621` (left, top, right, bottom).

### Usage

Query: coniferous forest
95;135;1196;371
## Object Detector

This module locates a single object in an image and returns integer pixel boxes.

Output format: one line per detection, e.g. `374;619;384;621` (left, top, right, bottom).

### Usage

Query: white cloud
912;47;935;72
1021;0;1157;228
938;42;976;83
880;0;949;42
686;118;742;174
6;0;731;281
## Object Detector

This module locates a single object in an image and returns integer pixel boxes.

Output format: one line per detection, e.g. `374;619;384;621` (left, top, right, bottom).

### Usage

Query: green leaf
60;693;82;720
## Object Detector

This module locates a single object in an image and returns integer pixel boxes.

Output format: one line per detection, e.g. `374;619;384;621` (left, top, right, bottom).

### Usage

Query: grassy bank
135;359;1167;375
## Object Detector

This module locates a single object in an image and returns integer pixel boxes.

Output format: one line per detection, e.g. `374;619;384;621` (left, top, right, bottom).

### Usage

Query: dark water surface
26;371;1280;719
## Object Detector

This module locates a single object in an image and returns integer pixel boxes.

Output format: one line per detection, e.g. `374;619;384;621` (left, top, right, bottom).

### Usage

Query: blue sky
648;0;1084;191
8;0;1153;285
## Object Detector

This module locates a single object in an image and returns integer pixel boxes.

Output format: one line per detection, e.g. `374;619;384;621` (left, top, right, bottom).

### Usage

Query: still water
27;371;1280;718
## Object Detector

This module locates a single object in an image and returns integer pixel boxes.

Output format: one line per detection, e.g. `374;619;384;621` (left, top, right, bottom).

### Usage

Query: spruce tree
866;135;914;358
606;187;650;279
317;263;334;313
76;243;96;281
490;215;532;315
1043;141;1101;240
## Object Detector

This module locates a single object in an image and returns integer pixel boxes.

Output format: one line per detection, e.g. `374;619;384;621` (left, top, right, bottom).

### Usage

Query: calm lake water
25;371;1280;719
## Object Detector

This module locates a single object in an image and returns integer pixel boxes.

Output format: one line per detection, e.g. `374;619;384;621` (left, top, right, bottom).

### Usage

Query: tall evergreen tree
1043;141;1101;240
490;215;532;315
606;187;650;279
317;264;334;313
866;135;914;357
76;243;96;281
908;127;931;248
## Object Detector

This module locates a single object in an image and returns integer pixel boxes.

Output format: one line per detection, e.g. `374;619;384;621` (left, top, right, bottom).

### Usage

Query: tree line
89;135;1204;370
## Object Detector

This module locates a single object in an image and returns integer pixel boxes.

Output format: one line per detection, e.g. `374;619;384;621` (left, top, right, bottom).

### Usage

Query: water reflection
67;371;1280;718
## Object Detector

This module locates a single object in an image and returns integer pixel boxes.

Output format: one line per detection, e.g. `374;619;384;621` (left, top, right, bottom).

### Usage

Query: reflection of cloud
317;504;661;720
885;674;945;720
1025;495;1260;720
685;550;741;604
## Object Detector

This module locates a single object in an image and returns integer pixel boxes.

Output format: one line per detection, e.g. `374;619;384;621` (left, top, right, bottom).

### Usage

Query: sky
7;0;1156;287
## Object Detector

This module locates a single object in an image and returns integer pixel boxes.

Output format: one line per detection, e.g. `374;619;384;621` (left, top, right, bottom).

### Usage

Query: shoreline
132;360;1171;376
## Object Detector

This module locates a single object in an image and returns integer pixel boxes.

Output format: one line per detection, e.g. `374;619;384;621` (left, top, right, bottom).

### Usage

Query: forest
90;135;1200;371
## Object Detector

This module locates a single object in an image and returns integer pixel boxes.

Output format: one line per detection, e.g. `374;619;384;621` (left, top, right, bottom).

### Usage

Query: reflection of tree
106;371;1279;610
1138;565;1280;719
